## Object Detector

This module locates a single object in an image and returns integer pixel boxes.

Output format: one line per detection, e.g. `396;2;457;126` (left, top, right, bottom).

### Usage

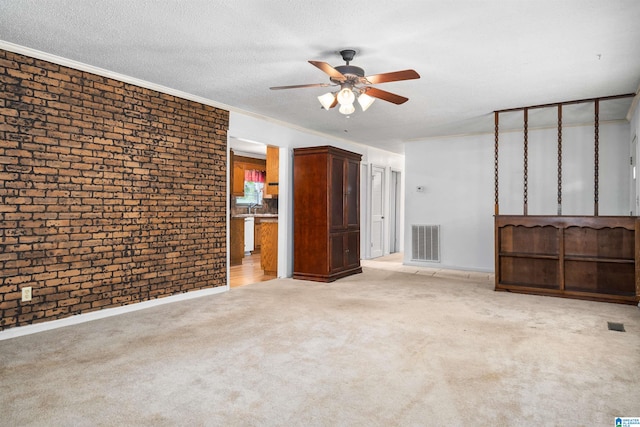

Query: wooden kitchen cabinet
230;217;245;266
232;163;245;197
260;220;278;276
293;146;362;282
265;145;279;197
231;151;266;197
231;151;245;197
253;219;262;253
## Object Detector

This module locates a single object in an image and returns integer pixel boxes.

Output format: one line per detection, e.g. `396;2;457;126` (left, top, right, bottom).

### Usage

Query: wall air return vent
411;225;440;262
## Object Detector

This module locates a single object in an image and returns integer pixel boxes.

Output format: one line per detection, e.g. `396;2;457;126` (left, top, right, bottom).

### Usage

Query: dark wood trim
495;215;639;304
557;104;562;215
594;99;600;216
494;111;499;215
523;108;528;216
494;93;636;113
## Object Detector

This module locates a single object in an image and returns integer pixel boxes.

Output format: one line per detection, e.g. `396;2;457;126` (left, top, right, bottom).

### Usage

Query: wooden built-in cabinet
293;146;362;282
265;145;279;198
231;151;266;197
495;215;640;304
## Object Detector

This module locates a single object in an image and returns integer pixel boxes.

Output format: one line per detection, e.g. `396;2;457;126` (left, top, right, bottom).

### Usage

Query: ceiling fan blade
270;83;333;90
363;69;420;85
362;87;409;105
308;61;346;81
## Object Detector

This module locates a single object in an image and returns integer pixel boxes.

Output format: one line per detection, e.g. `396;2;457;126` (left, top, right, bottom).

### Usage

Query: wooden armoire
293;146;362;282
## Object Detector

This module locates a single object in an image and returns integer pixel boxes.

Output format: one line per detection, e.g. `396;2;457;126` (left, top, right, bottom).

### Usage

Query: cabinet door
254;221;262;251
345;231;360;269
230;218;245;266
329;232;360;272
329;233;346;272
330;156;346;231
346;158;359;228
265;145;279;197
233;162;245;196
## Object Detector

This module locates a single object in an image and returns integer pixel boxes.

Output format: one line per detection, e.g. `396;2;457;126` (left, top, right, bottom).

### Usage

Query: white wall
404;134;495;272
404;121;631;272
499;123;630;215
228;112;405;277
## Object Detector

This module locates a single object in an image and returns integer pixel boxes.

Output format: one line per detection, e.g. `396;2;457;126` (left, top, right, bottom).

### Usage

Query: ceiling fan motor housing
332;65;365;85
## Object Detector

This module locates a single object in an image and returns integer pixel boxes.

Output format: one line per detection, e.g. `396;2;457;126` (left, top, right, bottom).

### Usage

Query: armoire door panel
330;156;345;231
346;231;360;268
330;233;346;272
346;159;360;228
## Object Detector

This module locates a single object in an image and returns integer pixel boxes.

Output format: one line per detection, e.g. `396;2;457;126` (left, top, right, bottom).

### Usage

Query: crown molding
626;82;640;121
0;41;385;154
0;40;242;113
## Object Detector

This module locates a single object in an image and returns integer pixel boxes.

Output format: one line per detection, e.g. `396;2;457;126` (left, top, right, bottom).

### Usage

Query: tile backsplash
230;196;278;216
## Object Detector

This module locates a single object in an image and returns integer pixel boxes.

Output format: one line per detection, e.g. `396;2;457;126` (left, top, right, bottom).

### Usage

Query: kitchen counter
258;218;278;223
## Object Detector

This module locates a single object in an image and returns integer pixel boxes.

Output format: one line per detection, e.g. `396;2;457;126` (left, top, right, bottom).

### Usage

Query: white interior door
370;166;385;258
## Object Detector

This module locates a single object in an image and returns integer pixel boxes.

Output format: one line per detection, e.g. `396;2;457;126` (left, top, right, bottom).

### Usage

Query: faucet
248;203;259;214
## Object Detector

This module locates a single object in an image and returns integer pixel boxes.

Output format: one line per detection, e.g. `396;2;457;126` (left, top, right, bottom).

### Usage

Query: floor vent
607;322;625;332
411;225;440;262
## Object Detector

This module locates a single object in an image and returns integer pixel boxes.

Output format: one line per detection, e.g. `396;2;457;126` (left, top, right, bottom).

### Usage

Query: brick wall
0;49;229;330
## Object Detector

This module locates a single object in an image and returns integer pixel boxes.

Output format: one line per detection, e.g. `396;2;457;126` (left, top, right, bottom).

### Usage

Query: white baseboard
0;285;228;341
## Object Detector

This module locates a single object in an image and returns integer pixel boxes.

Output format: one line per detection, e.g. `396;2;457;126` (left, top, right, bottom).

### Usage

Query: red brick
0;48;228;331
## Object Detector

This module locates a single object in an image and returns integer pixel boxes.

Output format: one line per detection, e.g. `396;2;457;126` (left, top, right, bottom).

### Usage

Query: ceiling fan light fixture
337;87;355;106
339;103;355;115
318;92;336;110
358;93;376;111
270;49;420;115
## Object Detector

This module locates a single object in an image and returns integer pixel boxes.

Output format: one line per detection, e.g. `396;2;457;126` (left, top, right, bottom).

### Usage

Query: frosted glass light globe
337;88;355;106
339;103;355;115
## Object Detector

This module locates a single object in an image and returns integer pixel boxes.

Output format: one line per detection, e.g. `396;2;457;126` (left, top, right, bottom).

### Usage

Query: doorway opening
228;138;279;288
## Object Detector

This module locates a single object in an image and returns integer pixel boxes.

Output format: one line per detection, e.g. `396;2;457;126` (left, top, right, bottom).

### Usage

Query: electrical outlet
22;287;32;302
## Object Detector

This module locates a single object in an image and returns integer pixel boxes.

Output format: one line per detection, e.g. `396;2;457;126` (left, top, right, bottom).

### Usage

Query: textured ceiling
1;0;639;153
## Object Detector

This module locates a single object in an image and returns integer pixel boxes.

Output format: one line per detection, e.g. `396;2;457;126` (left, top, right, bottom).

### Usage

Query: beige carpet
1;264;639;426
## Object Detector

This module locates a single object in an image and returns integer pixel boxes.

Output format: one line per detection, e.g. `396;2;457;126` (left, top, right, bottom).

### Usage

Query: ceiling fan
270;49;420;115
